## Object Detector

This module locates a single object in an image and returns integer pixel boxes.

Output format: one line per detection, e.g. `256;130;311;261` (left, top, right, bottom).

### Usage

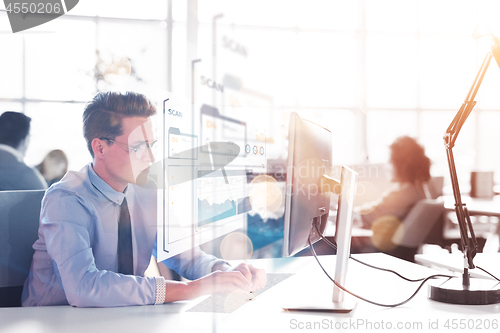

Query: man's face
103;116;156;187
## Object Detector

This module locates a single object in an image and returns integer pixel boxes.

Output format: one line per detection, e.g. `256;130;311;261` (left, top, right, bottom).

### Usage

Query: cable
318;228;425;282
314;221;500;284
308;236;455;307
313;221;427;282
476;266;500;282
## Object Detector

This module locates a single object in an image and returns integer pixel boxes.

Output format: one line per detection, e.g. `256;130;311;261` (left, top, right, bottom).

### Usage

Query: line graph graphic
197;170;249;227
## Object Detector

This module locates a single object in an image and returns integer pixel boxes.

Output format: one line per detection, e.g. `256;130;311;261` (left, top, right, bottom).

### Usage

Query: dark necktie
118;197;134;275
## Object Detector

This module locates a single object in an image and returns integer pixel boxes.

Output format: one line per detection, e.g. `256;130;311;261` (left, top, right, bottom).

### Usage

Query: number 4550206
6;2;63;14
444;319;498;330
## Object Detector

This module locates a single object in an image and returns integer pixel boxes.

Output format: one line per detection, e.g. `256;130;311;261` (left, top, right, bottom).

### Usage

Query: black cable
476;266;500;282
313;221;427;282
308;236;455;308
315;222;500;284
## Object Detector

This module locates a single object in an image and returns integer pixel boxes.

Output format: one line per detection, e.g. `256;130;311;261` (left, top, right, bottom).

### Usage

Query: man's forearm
164;280;199;303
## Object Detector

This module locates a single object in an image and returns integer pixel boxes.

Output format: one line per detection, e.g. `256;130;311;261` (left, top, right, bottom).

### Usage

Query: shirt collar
88;163;127;205
0;144;24;162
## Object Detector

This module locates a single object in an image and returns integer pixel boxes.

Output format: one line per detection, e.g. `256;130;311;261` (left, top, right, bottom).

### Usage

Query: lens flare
220;232;253;260
370;215;401;252
249;175;283;215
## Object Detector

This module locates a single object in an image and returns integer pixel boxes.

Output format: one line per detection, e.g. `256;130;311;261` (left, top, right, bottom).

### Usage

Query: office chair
427;176;444;199
387;199;445;262
0;190;45;307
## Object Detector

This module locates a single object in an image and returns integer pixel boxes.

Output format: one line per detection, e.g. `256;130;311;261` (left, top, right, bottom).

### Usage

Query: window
297;32;356;108
366;34;418;109
2;1;168;172
2;0;500;179
0;33;23;99
24;19;96;101
25;102;89;171
367;110;418;164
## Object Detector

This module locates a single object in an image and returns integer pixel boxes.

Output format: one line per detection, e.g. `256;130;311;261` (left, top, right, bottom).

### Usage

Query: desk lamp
430;26;500;305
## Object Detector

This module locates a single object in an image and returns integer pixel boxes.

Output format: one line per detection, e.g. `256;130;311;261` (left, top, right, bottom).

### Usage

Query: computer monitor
282;112;358;312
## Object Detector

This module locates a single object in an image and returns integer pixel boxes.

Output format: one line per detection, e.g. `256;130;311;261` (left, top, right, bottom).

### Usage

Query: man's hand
193;270;254;295
227;263;267;291
164;263;268;303
213;262;267;291
164;270;253;303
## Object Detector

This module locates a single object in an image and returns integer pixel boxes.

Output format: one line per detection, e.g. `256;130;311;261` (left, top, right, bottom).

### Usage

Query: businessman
22;91;266;307
0;111;47;191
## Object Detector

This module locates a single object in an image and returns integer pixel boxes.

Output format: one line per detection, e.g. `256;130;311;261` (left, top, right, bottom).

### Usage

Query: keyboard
187;273;293;313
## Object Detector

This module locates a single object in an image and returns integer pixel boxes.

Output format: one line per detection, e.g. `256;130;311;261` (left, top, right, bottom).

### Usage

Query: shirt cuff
208;260;231;274
154;276;166;305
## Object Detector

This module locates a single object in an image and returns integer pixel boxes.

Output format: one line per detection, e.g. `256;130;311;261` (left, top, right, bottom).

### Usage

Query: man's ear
92;138;106;159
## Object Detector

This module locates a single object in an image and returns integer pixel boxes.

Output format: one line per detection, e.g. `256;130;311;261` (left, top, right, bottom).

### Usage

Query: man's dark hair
83;91;157;157
390;136;431;184
0;111;31;149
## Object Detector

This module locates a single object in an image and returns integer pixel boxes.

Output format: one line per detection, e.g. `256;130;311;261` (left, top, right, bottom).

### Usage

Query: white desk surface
2;253;500;333
415;252;500;280
443;195;500;217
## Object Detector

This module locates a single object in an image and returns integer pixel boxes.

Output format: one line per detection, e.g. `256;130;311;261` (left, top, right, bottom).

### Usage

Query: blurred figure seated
36;149;68;187
355;136;433;257
0;112;47;191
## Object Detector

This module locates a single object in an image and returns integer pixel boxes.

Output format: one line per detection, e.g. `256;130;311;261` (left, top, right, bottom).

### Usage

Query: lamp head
472;24;500;69
491;36;500;69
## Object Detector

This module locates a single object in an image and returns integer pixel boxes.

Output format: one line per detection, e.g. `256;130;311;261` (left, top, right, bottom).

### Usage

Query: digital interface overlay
157;94;267;261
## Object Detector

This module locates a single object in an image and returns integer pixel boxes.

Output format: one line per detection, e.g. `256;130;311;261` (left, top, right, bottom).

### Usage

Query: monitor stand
283;166;357;313
282;221;357;313
282;217;357;312
283;292;356;313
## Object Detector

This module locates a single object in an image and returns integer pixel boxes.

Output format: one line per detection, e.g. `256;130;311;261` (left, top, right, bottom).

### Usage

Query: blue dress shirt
22;163;222;307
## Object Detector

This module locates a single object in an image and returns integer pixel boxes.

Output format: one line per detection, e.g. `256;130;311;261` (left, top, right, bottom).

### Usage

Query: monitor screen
282;112;333;257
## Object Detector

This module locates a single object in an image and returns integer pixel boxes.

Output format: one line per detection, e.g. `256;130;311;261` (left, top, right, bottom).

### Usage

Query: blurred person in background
0;111;47;191
36;149;68;187
355;136;432;256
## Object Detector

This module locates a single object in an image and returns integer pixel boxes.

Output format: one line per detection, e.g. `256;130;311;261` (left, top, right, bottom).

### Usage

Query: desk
415;253;500;280
441;196;500;251
443;196;500;219
2;253;500;333
443;196;500;236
